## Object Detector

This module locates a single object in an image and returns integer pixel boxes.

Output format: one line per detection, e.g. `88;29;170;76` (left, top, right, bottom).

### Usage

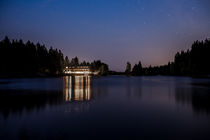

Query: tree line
125;39;210;77
1;36;209;77
0;36;108;77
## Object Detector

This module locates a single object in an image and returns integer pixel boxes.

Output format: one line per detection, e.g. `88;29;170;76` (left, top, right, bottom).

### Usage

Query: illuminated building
64;66;99;75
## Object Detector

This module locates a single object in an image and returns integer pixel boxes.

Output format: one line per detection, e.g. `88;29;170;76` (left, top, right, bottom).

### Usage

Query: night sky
1;0;210;71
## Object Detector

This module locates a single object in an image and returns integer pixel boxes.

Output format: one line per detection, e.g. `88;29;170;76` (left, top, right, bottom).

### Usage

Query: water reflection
63;76;91;102
175;79;210;115
175;86;210;115
1;76;210;140
0;90;63;118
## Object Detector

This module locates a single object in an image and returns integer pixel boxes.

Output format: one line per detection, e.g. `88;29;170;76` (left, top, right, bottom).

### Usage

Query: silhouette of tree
141;38;210;76
132;61;143;76
0;36;65;77
125;62;131;75
89;60;109;75
64;56;70;67
80;61;87;66
70;57;79;66
1;36;209;77
173;39;210;76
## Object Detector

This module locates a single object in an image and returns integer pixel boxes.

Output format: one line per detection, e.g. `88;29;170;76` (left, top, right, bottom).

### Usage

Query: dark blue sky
1;0;210;71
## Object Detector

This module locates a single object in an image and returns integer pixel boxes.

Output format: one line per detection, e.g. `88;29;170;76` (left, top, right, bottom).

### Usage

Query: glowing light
63;75;91;102
63;66;98;75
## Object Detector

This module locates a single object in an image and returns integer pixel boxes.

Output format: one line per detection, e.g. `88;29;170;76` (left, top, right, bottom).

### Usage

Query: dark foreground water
0;76;210;140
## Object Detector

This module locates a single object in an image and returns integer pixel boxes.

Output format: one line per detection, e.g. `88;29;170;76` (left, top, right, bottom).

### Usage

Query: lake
0;76;210;140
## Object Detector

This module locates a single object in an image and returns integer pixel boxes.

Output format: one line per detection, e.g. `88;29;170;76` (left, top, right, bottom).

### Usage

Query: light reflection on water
0;76;210;139
63;76;91;102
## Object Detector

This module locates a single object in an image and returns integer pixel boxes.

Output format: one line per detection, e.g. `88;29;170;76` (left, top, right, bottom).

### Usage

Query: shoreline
1;73;210;79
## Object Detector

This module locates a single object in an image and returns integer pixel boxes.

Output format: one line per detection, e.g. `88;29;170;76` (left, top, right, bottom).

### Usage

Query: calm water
0;76;210;140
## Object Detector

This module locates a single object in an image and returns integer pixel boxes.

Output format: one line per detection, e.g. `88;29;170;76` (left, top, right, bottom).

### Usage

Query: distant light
63;66;98;75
